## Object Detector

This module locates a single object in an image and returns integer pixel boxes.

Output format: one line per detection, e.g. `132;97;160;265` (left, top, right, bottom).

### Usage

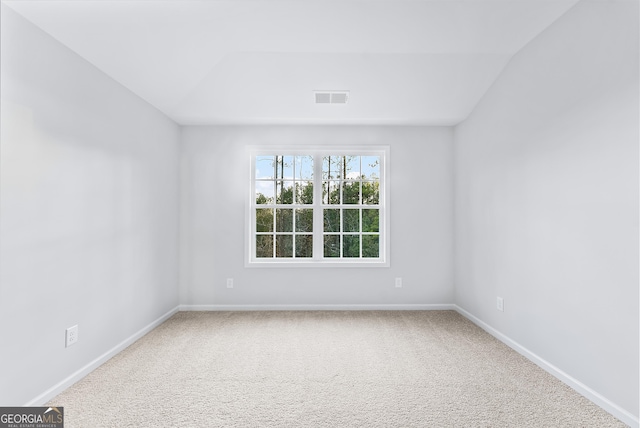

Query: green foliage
256;235;273;258
256;193;270;205
276;209;293;232
324;235;340;258
295;235;313;258
276;235;293;257
342;182;360;204
362;235;379;258
296;182;314;204
343;209;359;232
257;182;313;205
256;202;314;259
342;235;360;258
323;181;379;205
256;209;273;232
362;209;379;233
296;209;313;232
276;182;293;204
323;209;339;232
362;181;379;205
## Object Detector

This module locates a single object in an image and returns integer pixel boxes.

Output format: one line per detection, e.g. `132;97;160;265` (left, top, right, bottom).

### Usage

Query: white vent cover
315;91;349;104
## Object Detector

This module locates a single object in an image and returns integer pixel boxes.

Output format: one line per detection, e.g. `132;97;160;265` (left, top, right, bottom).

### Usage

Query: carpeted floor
49;311;626;427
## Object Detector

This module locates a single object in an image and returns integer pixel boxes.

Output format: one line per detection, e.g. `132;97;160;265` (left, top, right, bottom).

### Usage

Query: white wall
0;5;180;405
454;0;639;420
180;126;453;307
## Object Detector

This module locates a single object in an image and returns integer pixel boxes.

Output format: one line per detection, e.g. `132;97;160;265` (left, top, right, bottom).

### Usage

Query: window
248;147;388;267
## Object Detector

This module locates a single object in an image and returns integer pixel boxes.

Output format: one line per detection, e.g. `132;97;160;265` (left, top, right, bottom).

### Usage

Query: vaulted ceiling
3;0;580;125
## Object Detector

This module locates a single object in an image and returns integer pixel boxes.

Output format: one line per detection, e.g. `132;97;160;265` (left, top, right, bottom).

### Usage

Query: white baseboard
179;303;456;311
453;305;639;428
24;306;180;407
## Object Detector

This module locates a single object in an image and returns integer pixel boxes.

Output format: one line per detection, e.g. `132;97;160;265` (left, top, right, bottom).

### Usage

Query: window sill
245;259;389;268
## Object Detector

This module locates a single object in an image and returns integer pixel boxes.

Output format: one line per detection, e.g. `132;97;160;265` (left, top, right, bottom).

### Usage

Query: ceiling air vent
314;91;349;104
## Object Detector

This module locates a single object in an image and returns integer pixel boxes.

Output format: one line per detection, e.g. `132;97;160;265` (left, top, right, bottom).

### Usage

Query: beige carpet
49;311;626;427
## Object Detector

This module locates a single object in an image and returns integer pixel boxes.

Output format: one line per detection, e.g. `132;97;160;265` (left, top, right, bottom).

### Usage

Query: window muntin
249;148;388;266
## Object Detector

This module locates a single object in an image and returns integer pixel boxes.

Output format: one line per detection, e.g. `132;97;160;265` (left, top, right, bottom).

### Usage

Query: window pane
256;209;273;232
342;181;360;204
256;182;274;204
256;235;273;258
324;235;340;257
343;209;359;233
362;209;379;232
323;156;342;179
295;156;313;180
276;209;293;232
276;235;293;257
295;235;313;258
275;156;294;179
323;209;340;232
276;181;294;204
343;235;360;258
256;156;275;179
362;235;379;258
322;181;340;204
361;156;380;180
295;209;313;232
362;181;379;205
344;156;360;180
295;181;313;204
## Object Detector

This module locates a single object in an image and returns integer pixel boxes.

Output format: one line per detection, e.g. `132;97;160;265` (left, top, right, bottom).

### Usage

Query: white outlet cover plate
66;325;78;347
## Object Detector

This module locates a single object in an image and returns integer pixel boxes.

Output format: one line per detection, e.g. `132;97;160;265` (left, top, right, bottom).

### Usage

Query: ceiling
2;0;580;126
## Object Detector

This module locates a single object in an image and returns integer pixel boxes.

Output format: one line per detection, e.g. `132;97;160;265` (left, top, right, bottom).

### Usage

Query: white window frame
246;146;390;267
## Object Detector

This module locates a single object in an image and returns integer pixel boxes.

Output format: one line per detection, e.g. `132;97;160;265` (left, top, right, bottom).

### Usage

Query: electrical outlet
65;325;78;347
496;297;504;312
226;278;234;289
395;278;402;288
